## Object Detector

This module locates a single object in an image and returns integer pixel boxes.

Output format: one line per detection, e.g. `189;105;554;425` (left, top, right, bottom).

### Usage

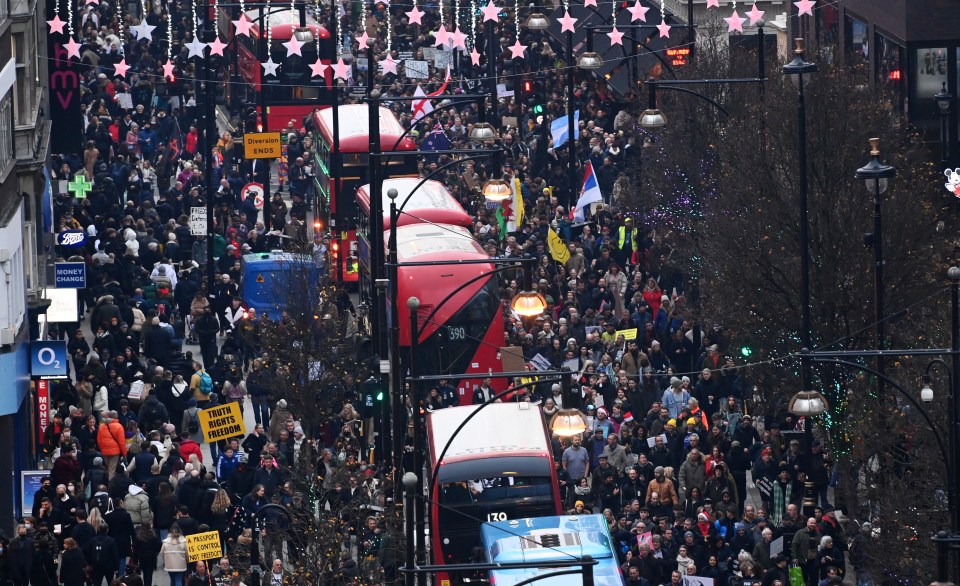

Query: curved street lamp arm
428;376;562;504
654;85;730;118
810;357;949;464
396;152;499;213
415;261;533;341
927;358;953;386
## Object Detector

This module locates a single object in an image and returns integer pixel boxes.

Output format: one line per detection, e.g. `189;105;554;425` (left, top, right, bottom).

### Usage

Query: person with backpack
90;525;119;586
137;395;169;434
181;400;205;457
190;362;215;409
104;498;135;576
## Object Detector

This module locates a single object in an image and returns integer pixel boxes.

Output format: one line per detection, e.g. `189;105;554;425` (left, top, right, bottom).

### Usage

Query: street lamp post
855;138;896;409
782;37;817;464
794;267;960;581
936;82;953;164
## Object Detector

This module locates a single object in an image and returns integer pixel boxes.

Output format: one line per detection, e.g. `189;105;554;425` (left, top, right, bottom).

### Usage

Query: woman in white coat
160;523;188;586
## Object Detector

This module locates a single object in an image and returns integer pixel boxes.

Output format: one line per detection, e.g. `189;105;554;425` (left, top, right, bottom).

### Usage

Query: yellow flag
547;228;570;264
513;177;525;227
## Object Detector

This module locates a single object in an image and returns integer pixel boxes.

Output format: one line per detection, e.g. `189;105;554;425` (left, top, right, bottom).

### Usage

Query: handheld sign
198;402;247;444
186;531;222;563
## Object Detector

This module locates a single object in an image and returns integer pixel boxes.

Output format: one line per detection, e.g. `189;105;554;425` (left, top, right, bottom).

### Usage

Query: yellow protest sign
186;531;222;563
547;228;570;264
616;328;638;340
198;402;247;444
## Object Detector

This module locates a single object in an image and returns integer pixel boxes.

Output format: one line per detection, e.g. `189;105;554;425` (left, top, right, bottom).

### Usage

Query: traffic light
740;337;754;358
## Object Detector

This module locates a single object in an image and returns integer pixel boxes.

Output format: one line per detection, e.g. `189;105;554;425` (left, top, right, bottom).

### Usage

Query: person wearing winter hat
662;376;690;420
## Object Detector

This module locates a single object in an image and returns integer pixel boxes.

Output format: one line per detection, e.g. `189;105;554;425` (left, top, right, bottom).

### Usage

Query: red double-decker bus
310;105;417;284
217;7;334;131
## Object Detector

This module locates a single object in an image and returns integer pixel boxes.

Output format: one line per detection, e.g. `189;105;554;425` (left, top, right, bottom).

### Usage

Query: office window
0;94;13;169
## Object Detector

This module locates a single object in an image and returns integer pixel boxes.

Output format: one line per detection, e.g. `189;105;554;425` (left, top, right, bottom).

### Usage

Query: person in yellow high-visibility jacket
616;217;639;268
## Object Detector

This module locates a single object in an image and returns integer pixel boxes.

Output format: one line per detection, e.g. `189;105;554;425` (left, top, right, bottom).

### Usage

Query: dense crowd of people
29;0;880;583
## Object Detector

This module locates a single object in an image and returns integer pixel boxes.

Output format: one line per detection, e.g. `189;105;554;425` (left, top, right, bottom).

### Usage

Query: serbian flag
412;66;451;122
572;160;603;221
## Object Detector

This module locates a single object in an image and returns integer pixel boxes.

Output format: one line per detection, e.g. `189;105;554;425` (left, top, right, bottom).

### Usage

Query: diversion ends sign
243;132;282;159
199;402;247;443
186;531;222;563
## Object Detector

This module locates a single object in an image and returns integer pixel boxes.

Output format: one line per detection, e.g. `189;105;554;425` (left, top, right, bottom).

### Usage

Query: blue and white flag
550;110;580;149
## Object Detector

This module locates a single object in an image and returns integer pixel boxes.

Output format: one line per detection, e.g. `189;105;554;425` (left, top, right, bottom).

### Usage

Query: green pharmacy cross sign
68;176;93;199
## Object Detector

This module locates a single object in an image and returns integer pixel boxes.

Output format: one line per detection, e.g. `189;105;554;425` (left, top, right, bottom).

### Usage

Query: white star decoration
130;19;156;41
262;57;280;77
185;36;207;58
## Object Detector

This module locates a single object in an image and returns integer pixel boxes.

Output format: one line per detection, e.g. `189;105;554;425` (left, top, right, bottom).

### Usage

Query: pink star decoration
656;18;670;38
508;39;528;59
309;59;328;77
405;5;424;24
380;55;398;75
450;27;467;50
706;0;719;7
433;25;451;48
470;46;481;66
233;15;254;36
480;1;500;22
607;25;624;46
627;1;649;21
113;58;130;77
356;31;369;49
724;9;746;32
584;0;597;5
162;59;175;80
558;10;577;33
47;14;66;34
746;3;764;25
65;37;81;58
794;0;815;16
284;35;304;56
333;58;351;80
208;36;227;56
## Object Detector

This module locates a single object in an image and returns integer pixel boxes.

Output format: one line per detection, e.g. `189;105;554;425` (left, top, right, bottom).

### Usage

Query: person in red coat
179;432;203;463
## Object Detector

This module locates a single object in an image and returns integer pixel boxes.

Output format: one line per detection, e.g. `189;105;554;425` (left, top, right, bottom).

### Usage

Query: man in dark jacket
90;525;120;586
143;318;173;366
105;499;135;575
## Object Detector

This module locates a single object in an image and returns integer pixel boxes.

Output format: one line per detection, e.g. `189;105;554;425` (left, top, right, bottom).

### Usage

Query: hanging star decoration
208;36;227;56
233;15;254;36
433;25;451;48
627;1;649;21
450;27;467;50
185;36;207;58
508;39;527;59
113;58;130;77
333;58;351;80
607;25;624;45
284;35;304;56
746;3;763;25
724;8;746;32
480;0;500;22
656;18;670;38
405;5;424;25
262;57;280;76
470;46;481;66
309;59;329;77
356;30;369;48
130;19;156;41
47;14;66;34
65;37;81;58
706;0;719;7
380;54;398;75
794;0;815;16
558;10;577;33
162;59;175;80
584;0;597;6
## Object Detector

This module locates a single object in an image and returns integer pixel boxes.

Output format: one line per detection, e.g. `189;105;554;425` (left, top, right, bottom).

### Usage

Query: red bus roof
245;9;330;40
312;105;417;152
356;178;473;231
394;223;496;342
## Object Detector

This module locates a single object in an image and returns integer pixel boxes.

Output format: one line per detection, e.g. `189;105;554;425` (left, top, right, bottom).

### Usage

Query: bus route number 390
447;327;466;340
487;512;508;522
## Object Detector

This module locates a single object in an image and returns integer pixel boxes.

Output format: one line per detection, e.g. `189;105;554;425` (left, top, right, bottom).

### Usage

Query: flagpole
565;30;577;211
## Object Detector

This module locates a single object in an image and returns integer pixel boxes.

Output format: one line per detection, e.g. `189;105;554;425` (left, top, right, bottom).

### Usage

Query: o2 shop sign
56;230;86;247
